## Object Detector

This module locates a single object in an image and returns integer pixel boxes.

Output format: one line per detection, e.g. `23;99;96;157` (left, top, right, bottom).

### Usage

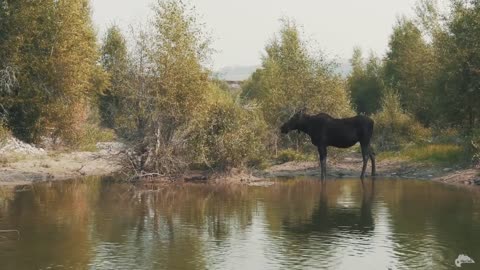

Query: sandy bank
0;142;124;186
259;154;480;186
0;141;478;187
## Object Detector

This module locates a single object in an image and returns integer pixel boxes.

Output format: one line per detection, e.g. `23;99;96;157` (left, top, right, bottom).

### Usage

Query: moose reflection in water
284;181;375;235
280;112;376;181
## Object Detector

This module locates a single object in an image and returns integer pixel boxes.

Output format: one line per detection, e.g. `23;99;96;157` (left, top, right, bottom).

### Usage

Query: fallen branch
0;230;20;239
128;172;165;182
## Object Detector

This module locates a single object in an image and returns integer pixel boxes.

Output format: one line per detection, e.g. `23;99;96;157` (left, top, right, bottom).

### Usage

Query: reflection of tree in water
0;179;260;270
92;182;257;270
377;180;480;269
3;177;480;270
0;177;102;270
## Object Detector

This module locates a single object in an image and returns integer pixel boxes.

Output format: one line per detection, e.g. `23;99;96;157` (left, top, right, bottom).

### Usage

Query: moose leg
360;144;369;180
369;146;376;177
318;146;327;181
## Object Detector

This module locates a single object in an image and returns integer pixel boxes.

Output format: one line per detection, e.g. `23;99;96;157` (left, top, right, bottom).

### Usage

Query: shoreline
0;142;124;186
258;156;480;187
0;145;479;188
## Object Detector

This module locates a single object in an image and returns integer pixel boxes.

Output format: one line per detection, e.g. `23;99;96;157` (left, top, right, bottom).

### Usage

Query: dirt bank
0;142;125;186
0;142;478;187
259;153;480;186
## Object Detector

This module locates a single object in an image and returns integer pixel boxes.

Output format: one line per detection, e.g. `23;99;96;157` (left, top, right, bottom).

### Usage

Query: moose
280;111;376;181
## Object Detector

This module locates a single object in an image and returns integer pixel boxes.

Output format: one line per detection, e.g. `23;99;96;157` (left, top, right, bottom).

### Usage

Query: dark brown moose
280;112;376;181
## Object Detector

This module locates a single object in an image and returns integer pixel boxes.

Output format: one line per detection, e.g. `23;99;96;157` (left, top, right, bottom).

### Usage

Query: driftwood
127;172;165;182
0;230;20;240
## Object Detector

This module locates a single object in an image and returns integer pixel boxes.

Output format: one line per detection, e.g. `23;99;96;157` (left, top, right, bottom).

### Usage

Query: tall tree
46;0;102;143
384;17;436;124
347;48;384;115
117;0;213;173
0;0;56;141
241;19;352;152
434;0;480;130
99;26;128;128
242;19;352;128
0;0;101;143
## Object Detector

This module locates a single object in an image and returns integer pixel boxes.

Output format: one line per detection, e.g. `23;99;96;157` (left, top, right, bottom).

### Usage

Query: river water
1;177;480;270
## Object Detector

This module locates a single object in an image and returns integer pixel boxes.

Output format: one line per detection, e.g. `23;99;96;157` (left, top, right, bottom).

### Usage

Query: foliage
0;0;106;144
242;19;353;153
113;0;267;174
431;1;480;130
99;26;128;129
372;90;430;150
191;88;268;169
347;48;384;115
113;0;211;174
384;17;436;125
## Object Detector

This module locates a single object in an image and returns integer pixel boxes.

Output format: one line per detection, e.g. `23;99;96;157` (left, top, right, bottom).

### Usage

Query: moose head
280;109;306;134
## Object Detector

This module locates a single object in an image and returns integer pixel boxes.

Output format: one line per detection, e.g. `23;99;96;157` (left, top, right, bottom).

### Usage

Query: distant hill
215;65;259;81
336;60;352;77
215;61;351;81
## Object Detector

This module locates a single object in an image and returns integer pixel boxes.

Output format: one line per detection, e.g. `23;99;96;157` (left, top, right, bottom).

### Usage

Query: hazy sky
91;0;422;69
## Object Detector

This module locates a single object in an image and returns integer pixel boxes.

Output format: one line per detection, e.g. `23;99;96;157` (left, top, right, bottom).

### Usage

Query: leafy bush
191;90;268;170
372;90;430;150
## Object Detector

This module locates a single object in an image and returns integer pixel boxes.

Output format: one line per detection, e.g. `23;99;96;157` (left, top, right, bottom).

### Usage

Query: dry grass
0;154;28;167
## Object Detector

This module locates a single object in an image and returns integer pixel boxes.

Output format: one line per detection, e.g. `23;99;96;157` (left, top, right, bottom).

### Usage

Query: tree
99;26;128;128
241;19;352;151
433;0;480;130
347;47;384;115
0;0;102;143
117;0;213;173
0;0;56;141
384;17;436;125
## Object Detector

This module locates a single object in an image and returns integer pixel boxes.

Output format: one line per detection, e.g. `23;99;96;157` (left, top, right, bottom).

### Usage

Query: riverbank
258;154;480;186
0;141;478;187
0;141;124;186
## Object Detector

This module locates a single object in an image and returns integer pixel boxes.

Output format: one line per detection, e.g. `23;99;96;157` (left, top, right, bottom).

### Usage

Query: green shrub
191;90;268;170
372;90;430;150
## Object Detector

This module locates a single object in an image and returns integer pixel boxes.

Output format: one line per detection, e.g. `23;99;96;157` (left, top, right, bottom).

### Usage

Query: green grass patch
276;149;316;164
76;125;116;151
380;144;466;165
